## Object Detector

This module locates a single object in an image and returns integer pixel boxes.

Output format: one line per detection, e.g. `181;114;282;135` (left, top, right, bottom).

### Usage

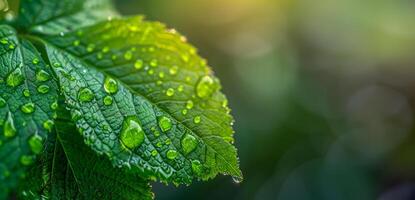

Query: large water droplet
103;95;113;106
104;77;118;94
36;70;50;82
166;149;178;160
28;135;43;154
158;116;172;132
181;134;197;154
196;75;217;98
21;102;35;114
0;97;6;108
6;68;24;87
4;112;16;138
37;85;49;94
119;117;145;149
166;88;175;97
78;88;94;102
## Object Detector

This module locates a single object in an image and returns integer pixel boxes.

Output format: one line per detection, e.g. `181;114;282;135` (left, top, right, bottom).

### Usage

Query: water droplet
0;38;8;44
186;100;194;109
119;117;145;149
73;40;80;46
28;135;43;154
32;58;39;65
21;103;35;114
23;89;30;97
6;68;24;87
134;59;143;70
166;149;178;160
0;97;6;108
181;134;197;154
53;62;61;68
158;116;172;132
4;112;16;138
196;75;216;98
97;52;103;59
191;160;202;175
37;85;49;94
193;116;201;124
20;155;34;166
150;59;158;67
158;72;165;78
78;88;94;102
166;88;175;97
8;44;15;49
156;141;163;147
36;70;50;82
43;120;54;132
232;176;243;184
50;101;58;110
148;69;154;75
151;150;158;156
156;80;163;85
169;66;178;75
103;77;118;94
177;85;184;92
181;109;188;115
103;96;113;106
86;44;95;52
124;51;133;60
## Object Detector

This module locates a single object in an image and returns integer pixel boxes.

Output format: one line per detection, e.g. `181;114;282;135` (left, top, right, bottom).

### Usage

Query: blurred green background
5;0;415;199
112;0;415;199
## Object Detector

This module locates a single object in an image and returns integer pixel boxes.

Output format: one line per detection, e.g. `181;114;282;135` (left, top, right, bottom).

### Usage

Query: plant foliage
0;0;242;199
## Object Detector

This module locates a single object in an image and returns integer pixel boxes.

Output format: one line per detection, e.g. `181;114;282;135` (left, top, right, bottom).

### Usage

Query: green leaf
19;108;153;200
39;16;242;185
0;24;58;197
15;0;118;34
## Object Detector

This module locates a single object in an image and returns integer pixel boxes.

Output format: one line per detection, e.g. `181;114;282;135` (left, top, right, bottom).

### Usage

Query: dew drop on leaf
21;102;35;114
37;85;50;94
86;44;95;52
6;68;24;87
78;88;94;102
134;59;143;70
181;109;188;115
193;116;201;124
120;116;145;149
158;116;172;132
124;51;133;60
73;40;80;46
191;160;202;175
36;69;50;82
166;150;178;160
181;134;197;154
150;59;158;67
50;101;58;110
103;95;113;106
169;66;178;75
196;75;216;98
20;155;34;166
32;58;39;65
151;150;158;156
23;89;30;97
28;135;44;154
4;112;16;138
166;88;175;97
43;120;54;132
104;77;118;94
186;100;194;110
